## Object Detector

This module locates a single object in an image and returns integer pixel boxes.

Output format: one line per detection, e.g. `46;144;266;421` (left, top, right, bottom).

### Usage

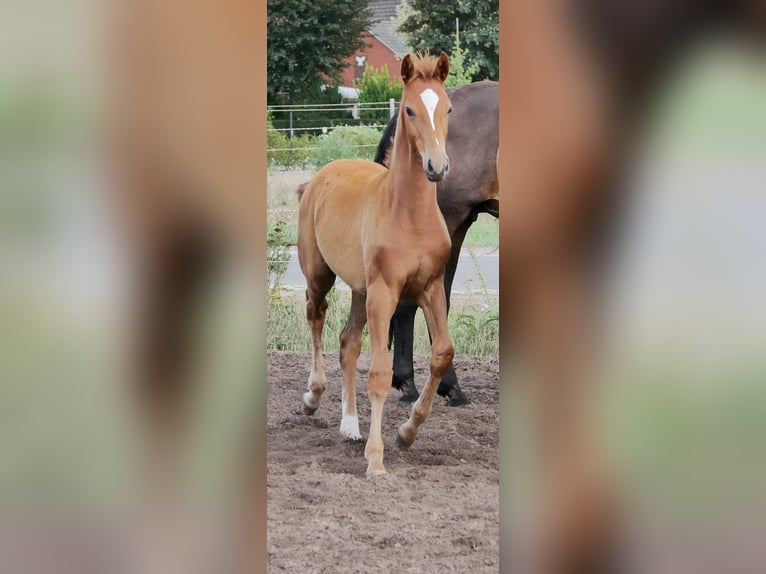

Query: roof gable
369;0;410;57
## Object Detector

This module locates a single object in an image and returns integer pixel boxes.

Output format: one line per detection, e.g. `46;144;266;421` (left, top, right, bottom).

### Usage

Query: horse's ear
401;54;414;84
436;52;450;83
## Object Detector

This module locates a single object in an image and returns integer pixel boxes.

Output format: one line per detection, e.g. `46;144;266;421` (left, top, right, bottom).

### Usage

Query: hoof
398;392;419;406
396;432;413;450
444;388;470;407
365;463;387;478
303;404;318;415
394;377;420;405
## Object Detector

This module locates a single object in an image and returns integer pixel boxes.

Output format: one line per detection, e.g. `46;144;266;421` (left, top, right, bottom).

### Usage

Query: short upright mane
408;53;443;81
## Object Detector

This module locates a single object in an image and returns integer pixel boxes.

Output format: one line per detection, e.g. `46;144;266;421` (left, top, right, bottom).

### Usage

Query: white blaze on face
419;88;439;132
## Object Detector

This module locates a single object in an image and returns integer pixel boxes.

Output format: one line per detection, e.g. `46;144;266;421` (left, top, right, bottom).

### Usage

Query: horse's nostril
427;159;434;172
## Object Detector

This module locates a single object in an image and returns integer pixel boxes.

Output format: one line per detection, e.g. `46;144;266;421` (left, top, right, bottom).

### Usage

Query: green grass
463;213;498;247
267;288;498;357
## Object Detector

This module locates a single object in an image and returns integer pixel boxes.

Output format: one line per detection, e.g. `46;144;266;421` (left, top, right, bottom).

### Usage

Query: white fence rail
267;99;397;141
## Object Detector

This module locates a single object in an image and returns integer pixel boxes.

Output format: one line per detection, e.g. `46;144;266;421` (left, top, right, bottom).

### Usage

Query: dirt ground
267;351;500;573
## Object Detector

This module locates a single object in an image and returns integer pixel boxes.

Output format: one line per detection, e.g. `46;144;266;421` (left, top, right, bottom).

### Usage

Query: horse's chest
375;238;449;292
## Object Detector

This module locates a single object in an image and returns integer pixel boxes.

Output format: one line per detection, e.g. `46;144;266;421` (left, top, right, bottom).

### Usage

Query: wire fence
267;99;397;162
268;99;396;137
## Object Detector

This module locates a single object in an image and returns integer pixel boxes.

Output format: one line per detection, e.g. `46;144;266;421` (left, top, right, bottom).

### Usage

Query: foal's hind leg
338;291;367;440
302;269;335;414
397;277;454;448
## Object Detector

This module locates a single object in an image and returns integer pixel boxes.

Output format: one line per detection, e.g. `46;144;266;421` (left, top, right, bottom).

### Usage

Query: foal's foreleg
338;291;367;440
364;281;399;476
397;278;454;448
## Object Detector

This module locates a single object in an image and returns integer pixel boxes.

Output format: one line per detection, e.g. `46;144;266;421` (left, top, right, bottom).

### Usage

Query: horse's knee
430;341;454;377
368;366;393;401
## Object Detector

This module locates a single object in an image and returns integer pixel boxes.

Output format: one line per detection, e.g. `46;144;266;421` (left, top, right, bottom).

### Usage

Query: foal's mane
407;52;443;82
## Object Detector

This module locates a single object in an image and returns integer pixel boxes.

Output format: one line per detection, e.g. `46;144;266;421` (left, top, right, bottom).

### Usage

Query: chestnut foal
297;53;454;476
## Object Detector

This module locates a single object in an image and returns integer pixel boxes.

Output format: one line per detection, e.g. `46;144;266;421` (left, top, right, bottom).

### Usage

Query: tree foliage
444;29;480;87
268;0;374;103
396;0;498;81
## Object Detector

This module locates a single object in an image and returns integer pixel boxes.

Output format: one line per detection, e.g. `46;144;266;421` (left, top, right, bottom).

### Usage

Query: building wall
342;34;401;88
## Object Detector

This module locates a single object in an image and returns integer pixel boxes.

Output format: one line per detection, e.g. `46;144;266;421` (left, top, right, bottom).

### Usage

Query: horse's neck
386;127;439;221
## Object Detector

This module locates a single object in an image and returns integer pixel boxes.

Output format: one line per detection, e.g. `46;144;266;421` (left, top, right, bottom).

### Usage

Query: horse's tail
296;182;309;202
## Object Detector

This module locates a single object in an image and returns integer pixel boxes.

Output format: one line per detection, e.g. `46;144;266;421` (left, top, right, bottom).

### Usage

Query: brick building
340;0;410;97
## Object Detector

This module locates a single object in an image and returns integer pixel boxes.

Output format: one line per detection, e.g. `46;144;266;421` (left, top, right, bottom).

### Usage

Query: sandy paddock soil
267;351;500;573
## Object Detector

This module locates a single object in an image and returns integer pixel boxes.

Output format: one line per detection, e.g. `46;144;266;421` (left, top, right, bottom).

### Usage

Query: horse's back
298;159;386;292
443;82;499;207
301;159;386;215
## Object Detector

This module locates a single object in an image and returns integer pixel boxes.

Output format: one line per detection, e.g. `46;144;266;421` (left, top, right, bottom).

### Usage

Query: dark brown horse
502;1;764;572
374;80;499;406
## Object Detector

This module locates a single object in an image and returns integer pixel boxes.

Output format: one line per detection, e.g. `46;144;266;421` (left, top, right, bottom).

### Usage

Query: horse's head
399;52;452;182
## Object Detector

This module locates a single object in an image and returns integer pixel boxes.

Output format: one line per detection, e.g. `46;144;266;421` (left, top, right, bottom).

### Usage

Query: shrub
267;219;291;292
267;113;317;169
357;64;402;125
314;126;382;168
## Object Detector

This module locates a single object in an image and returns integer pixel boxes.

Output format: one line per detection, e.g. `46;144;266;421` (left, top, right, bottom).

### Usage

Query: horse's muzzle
425;157;449;182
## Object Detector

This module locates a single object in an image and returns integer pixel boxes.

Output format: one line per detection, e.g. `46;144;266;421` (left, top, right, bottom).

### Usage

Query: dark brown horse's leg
397;276;454;447
338;291;367;440
390;300;420;403
435;219;473;406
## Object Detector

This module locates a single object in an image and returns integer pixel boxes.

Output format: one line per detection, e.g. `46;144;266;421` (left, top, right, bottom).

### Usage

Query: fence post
389;98;395;119
289;111;294;141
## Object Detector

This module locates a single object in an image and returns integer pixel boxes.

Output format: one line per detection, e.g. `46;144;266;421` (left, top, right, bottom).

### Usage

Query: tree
444;22;479;87
357;63;403;124
396;0;498;81
268;0;374;103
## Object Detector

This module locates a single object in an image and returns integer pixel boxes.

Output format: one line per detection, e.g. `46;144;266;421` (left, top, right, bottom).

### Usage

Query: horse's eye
405;106;415;118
